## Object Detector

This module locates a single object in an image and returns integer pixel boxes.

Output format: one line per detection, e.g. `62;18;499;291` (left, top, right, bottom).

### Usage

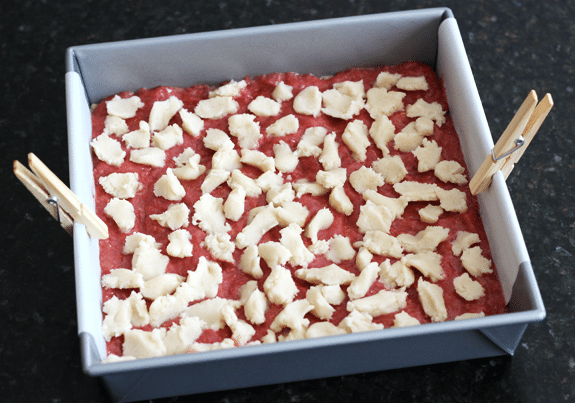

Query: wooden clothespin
13;153;109;239
469;90;553;195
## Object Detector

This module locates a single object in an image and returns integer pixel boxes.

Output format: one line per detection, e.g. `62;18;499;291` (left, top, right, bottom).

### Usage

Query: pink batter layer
91;62;507;357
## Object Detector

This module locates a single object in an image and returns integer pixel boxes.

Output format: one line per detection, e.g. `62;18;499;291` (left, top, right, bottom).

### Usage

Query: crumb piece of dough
454;273;485;301
417;278;447;322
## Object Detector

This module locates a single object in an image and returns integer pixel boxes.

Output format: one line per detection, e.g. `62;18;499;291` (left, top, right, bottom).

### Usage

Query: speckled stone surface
1;1;574;402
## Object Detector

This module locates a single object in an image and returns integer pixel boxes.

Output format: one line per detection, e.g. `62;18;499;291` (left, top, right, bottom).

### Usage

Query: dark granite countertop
1;1;573;402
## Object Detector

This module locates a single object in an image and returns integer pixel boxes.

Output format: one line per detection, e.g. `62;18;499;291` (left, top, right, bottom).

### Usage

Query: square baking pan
65;7;545;402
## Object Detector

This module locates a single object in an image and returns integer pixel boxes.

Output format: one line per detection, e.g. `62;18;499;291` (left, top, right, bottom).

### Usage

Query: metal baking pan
65;7;545;402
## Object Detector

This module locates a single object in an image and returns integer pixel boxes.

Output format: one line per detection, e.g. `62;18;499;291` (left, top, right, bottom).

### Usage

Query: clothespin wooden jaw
469;90;553;195
13;153;109;239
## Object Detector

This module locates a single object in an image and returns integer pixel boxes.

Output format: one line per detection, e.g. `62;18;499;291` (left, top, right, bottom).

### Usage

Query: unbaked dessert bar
90;62;506;361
